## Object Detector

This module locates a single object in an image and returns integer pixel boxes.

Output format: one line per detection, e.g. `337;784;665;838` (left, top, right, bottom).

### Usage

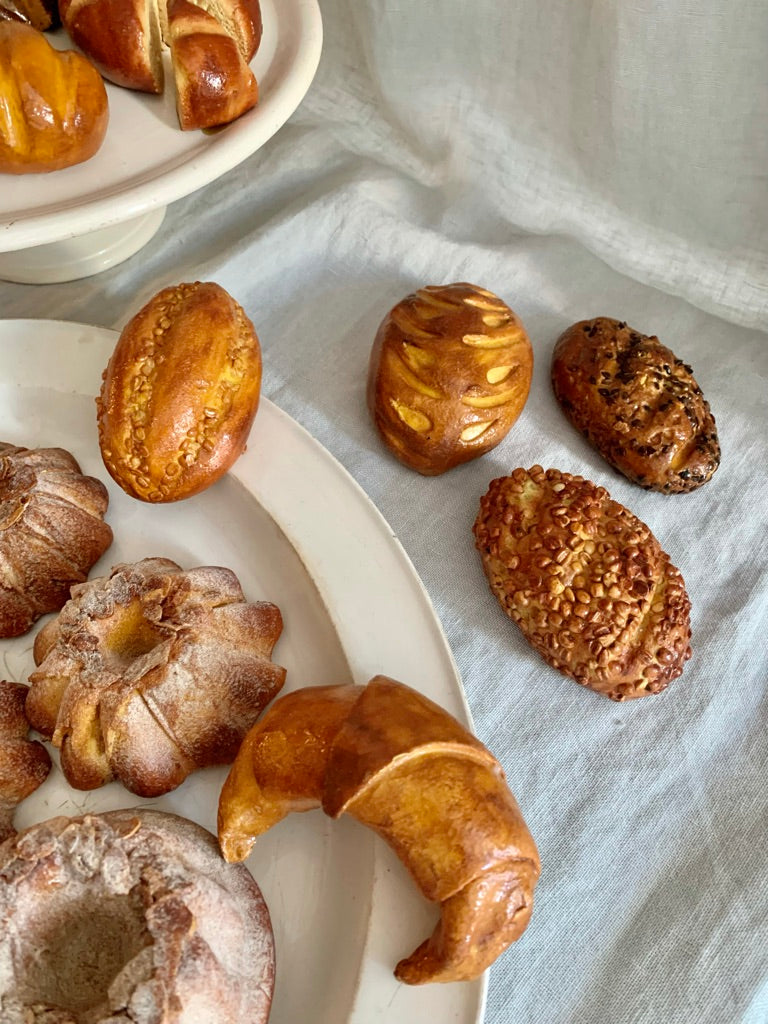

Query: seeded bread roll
97;281;262;503
473;466;692;701
367;283;533;475
551;317;720;493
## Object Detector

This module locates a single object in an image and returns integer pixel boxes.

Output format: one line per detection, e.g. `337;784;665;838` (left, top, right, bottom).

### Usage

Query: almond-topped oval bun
0;22;108;174
0;809;275;1023
97;282;262;503
551;317;720;493
218;675;541;985
367;283;533;475
473;467;692;701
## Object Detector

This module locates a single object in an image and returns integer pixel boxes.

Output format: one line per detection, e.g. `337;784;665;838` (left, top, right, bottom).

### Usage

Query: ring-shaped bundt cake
26;557;286;796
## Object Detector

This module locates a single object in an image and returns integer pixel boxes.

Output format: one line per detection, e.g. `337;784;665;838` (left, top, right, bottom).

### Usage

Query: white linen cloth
1;2;767;1022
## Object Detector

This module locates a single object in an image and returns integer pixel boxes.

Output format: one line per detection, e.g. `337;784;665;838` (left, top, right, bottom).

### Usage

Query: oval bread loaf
473;466;692;701
97;281;262;502
367;282;533;475
551;317;720;493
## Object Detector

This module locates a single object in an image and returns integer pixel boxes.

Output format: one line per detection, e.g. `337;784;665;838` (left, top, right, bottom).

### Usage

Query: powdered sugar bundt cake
26;556;286;796
0;443;113;638
0;808;275;1023
0;680;51;843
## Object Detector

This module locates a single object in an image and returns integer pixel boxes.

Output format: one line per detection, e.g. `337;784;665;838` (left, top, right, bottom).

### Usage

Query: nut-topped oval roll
551;317;720;493
97;281;262;502
473;467;692;701
367;283;533;475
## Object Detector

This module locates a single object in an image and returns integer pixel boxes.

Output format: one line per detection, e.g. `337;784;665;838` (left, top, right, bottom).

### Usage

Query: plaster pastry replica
0;22;108;174
474;466;692;701
552;317;720;493
59;0;261;130
97;282;262;502
367;282;533;475
0;681;51;843
26;556;286;796
218;675;541;984
0;443;113;637
0;809;275;1024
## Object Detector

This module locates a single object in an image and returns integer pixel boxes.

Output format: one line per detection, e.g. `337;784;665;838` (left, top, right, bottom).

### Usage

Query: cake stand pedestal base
0;207;167;285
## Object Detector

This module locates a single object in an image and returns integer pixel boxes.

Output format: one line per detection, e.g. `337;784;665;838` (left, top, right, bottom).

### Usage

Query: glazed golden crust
26;557;286;796
0;681;51;843
367;282;533;475
551;317;720;493
0;443;113;638
0;810;275;1023
218;675;540;984
473;467;692;701
0;22;108;174
59;0;164;93
97;282;262;503
168;0;258;131
0;0;58;31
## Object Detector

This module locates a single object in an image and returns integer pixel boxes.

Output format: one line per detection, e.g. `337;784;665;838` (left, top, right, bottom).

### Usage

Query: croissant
218;675;540;984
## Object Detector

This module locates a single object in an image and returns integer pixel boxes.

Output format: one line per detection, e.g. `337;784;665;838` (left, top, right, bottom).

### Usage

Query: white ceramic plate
0;0;322;254
2;319;486;1024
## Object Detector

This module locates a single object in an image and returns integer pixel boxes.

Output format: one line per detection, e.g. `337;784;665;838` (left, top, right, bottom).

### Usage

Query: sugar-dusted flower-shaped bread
0;680;51;843
27;557;286;796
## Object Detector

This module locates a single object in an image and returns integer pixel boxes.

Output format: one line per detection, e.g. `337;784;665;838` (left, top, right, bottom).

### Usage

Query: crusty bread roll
367;283;533;475
0;810;275;1023
97;281;262;503
552;317;720;493
27;557;286;796
474;467;692;701
0;443;113;637
219;675;541;984
168;0;258;131
0;681;51;843
0;22;108;173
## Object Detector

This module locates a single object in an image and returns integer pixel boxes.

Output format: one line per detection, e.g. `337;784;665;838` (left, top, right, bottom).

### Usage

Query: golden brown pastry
0;680;51;843
551;317;720;493
367;282;533;475
97;281;262;503
168;0;258;131
0;809;275;1023
474;467;692;700
59;0;262;129
26;556;286;796
0;443;113;637
0;0;58;31
218;675;541;984
59;0;164;93
0;22;108;174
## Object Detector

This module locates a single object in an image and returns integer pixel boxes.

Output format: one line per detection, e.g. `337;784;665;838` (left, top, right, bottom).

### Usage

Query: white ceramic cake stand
0;0;322;284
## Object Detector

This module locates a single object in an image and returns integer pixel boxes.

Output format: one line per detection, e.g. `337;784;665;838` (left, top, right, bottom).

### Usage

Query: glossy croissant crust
218;675;541;984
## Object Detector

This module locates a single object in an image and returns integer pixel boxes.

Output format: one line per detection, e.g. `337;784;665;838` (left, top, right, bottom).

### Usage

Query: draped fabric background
2;2;767;1022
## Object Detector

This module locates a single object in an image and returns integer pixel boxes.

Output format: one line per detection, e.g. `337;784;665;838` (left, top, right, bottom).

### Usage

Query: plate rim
0;317;487;1024
0;0;323;253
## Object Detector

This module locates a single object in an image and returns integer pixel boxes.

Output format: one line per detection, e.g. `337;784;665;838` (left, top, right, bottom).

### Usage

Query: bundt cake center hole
15;886;153;1018
103;598;167;669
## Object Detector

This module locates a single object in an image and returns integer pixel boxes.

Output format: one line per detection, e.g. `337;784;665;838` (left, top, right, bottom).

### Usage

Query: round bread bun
0;22;108;174
0;808;275;1023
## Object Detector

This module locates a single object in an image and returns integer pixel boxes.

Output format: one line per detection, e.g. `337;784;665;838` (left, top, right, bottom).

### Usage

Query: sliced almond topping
486;365;513;384
460;421;495;442
391;400;432;432
462;389;520;409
